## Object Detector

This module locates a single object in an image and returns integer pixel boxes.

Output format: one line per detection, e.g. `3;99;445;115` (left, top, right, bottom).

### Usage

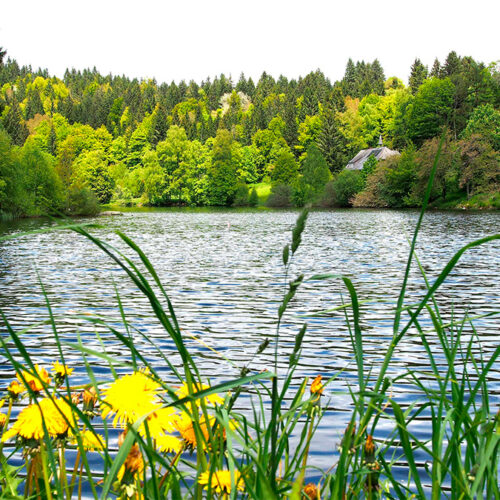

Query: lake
0;208;499;492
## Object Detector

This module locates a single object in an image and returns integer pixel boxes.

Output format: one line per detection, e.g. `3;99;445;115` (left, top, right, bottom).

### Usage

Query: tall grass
0;145;499;498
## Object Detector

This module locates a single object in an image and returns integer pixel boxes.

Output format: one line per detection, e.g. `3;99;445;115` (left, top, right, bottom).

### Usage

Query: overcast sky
1;0;498;86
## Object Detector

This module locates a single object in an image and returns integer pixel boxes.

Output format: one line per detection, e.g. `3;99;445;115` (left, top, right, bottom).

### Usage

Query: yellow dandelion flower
52;361;74;384
176;382;225;406
138;406;178;440
2;397;74;442
155;434;182;454
198;469;244;494
0;401;6;428
175;412;218;451
72;430;105;451
17;364;51;393
7;380;24;399
101;371;161;427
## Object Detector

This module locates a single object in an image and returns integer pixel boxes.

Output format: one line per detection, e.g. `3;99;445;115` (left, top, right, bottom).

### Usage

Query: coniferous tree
443;51;461;78
370;59;386;95
25;90;45;119
3;99;28;146
48;124;57;156
342;58;357;97
409;58;428;95
430;58;441;78
317;104;347;173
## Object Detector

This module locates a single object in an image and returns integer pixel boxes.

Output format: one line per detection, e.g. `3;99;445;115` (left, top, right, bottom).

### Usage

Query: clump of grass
0;138;499;498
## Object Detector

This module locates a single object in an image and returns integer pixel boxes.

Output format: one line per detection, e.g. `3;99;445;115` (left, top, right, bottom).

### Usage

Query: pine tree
430;58;441;78
48;124;57;156
317;103;348;173
370;59;386;95
342;58;357;97
25;90;45;119
3;99;28;146
409;58;428;95
443;51;461;77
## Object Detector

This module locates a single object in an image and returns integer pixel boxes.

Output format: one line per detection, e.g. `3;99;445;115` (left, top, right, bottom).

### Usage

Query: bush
267;183;293;207
331;170;364;206
63;186;100;216
248;187;258;207
233;183;250;206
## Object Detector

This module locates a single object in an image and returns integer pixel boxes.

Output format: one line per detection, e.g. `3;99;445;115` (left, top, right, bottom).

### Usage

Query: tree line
0;47;498;216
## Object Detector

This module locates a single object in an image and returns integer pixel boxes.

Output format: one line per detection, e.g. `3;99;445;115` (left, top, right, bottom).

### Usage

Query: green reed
0;141;499;498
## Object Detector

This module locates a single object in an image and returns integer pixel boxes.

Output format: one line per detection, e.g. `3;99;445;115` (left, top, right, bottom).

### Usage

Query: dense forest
0;47;499;216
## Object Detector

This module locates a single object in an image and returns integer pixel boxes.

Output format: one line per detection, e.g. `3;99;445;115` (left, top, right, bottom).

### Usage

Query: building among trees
345;136;400;170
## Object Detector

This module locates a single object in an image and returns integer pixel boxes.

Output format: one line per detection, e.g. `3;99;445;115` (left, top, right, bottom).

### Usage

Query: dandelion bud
71;392;81;405
310;375;324;396
82;386;98;417
364;434;376;464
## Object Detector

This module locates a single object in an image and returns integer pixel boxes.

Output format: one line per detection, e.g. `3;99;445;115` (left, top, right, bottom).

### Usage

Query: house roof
345;146;400;170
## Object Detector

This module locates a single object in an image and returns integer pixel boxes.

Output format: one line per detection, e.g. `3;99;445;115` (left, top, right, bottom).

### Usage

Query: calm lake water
0;208;499;492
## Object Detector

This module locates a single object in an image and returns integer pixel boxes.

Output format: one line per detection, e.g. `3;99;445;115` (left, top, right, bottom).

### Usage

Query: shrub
233;183;250;206
267;183;293;207
331;169;364;206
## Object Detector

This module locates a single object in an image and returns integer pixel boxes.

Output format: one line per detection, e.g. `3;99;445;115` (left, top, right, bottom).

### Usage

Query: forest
0;48;499;216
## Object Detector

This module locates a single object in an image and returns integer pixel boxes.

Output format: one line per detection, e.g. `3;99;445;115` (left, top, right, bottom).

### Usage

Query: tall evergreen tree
409;58;428;95
317;104;347;173
430;58;441;78
3;99;28;146
443;51;461;77
370;59;386;95
342;58;357;97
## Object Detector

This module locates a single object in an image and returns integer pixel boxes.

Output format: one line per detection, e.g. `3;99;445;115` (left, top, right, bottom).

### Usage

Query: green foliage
0;129;26;216
63;185;100;215
267;183;293;207
331;169;364;206
232;182;250;206
360;153;377;186
248;187;258;206
72;149;113;203
0;50;497;213
297;144;330;203
407;78;455;145
408;58;428;95
461;104;500;150
270;148;298;186
207;129;239;205
19;137;64;214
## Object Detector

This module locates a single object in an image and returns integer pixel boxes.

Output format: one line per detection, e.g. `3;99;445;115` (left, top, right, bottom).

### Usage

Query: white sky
1;0;498;86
